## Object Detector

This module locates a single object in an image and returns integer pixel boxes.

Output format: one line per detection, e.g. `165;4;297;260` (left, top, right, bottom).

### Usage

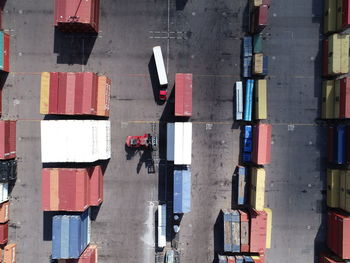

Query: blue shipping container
235;256;244;263
237;166;247;205
173;170;191;213
52;209;90;259
243;36;253;57
243;56;252;78
244;125;252;139
244;256;255;263
334;125;345;164
218;255;228;263
244;79;254;121
243;138;252;152
262;55;268;75
242;152;251;162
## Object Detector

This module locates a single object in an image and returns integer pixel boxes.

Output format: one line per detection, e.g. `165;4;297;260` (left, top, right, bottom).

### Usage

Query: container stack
40;72;110;261
321;1;350;262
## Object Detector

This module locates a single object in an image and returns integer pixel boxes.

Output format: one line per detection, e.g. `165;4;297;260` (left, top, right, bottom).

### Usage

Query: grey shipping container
218;255;227;263
0;159;17;182
222;209;240;252
235;255;244;263
243;56;252;78
237;166;247;205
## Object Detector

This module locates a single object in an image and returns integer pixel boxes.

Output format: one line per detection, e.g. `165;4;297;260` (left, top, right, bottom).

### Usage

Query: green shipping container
253;34;263;53
322;80;335;119
324;0;337;34
0;31;4;71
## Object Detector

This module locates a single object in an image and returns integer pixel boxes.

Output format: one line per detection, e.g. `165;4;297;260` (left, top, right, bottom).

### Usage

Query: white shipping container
236;81;243;120
158;204;166;248
157;226;166;248
167;123;175;161
41;120;111;163
0;183;8;204
174;122;192;165
153;46;168;86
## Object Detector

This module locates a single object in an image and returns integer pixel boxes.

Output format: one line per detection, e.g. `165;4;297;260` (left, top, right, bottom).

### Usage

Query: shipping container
264;208;272;249
243;138;253;152
346;169;350;212
340;170;347;210
238;210;249;252
243;56;252;78
218;255;228;263
175;73;193;117
337;0;344;30
322;80;335;119
253;34;263;53
253;53;263;74
3;243;16;263
250;167;266;211
167;122;192;165
237;166;247;205
41;120;111;163
0;159;17;182
236;81;243;120
243;36;253;57
244;125;253;139
97;75;111;117
242;152;252;162
339;77;350;118
334;125;345;164
0;183;8;204
52;209;91;259
328;126;335;162
327;210;350;259
0;31;9;73
89;165;103;206
0;223;8;245
0;121;16;160
250;209;267;253
252;4;268;33
335;80;341;118
327;169;340;208
324;0;337;33
173;169;191;213
235;256;244;263
0;201;9;223
40;72;50;114
222;209;240;252
227;256;236;263
158;204;166;248
328;34;349;75
343;0;350;29
153;46;168;86
252;124;272;165
58;244;97;263
323;39;329;76
54;0;100;33
244;79;254;121
244;256;254;263
254;79;267;120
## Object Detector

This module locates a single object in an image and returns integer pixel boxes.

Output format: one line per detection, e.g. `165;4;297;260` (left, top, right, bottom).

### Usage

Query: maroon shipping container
328;126;334;163
343;0;350;29
0;223;8;245
175;73;193;117
252;124;272;165
89;165;103;206
49;72;59;114
252;4;268;33
0;120;16;160
327;210;350;259
249;209;267;253
340;78;350;118
323;40;329;77
57;72;68;114
238;210;249;252
346;126;350;164
54;0;100;33
262;0;271;7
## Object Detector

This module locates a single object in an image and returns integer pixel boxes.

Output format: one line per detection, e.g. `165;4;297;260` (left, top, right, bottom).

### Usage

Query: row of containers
40;73;111;261
320;1;350;262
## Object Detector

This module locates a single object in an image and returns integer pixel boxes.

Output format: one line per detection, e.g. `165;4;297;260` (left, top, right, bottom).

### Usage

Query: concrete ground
2;0;325;262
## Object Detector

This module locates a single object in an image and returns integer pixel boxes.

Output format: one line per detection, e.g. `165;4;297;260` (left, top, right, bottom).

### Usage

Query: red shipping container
327;210;350;259
252;124;272;165
75;72;84;115
227;256;236;263
0;120;16;160
0;223;8;245
339;78;350;118
3;32;9;73
346;126;350;164
58;244;97;263
252;4;268;33
250;209;267;253
343;0;350;29
328;126;334;163
327;211;336;252
175;73;193;117
238;210;249;252
58;72;68;114
81;72;98;115
262;0;271;7
323;40;329;77
89;165;103;206
65;73;76;115
49;72;59;114
54;0;100;33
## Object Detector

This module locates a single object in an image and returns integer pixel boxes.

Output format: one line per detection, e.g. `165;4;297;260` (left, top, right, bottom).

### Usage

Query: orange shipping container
96;76;111;117
0;201;9;223
3;243;16;263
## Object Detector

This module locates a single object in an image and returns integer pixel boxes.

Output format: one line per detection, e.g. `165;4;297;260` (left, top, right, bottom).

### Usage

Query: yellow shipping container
40;72;50;115
324;0;337;33
328;34;342;75
264;208;272;249
346;170;350;212
251;168;266;210
327;169;340;207
255;79;267;120
253;53;263;74
334;79;340;118
322;80;335;119
340;34;349;73
250;0;262;8
337;0;343;30
340;170;347;210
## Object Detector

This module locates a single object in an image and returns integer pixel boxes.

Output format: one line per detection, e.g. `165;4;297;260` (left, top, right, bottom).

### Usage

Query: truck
125;133;157;150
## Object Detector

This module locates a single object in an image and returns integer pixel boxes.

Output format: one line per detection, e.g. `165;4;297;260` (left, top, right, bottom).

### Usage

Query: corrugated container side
40;72;50;114
327;169;340;208
322;80;335;119
343;0;350;29
340;170;347;210
334;125;345;164
58;72;68;114
340;78;350;118
337;0;344;30
60;216;70;259
3;32;9;73
0;201;9;223
3;243;16;263
263;208;272;249
238;210;249;252
0;222;7;244
52;216;62;259
323;39;329;76
65;73;76;114
49;72;59;114
97;76;111;117
328;34;341;75
324;0;337;33
81;72;98;115
340;34;349;73
328;126;334;162
89;165;103;206
69;216;82;258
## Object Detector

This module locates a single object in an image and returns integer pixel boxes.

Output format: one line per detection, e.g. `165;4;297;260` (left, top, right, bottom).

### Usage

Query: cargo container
243;36;253;57
339;77;350;118
0;183;8;204
252;124;272;165
0;159;17;182
58;245;98;263
0;201;9;223
222;209;240;252
322;80;335;119
323;39;329;76
237;166;247;205
264;208;272;249
3;243;16;263
335;80;341;118
242;152;252;162
244;256;254;263
328;34;349;75
342;0;350;29
0;121;16;160
97;75;111;117
254;79;267;120
166;122;192;165
218;255;228;263
52;209;91;259
244;125;253;139
153;46;168;86
253;53;263;75
337;0;344;30
41;120;111;163
227;256;236;263
243;56;252;78
250;209;267;253
173;169;191;214
0;31;9;73
175;73;192;117
327;169;340;208
251;4;268;33
238;210;249;252
158;204;166;248
346;169;350;212
42;166;103;211
327;210;350;259
235;256;244;263
253;34;263;53
324;0;337;33
340;170;347;210
250;167;266;211
0;223;8;245
334;125;345;164
328;126;334;162
243;138;253;152
244;79;254;121
54;0;100;33
236;81;243;120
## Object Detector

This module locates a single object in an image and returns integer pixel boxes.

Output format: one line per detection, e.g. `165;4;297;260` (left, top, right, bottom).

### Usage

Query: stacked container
324;0;350;34
326;169;350;213
323;34;349;77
